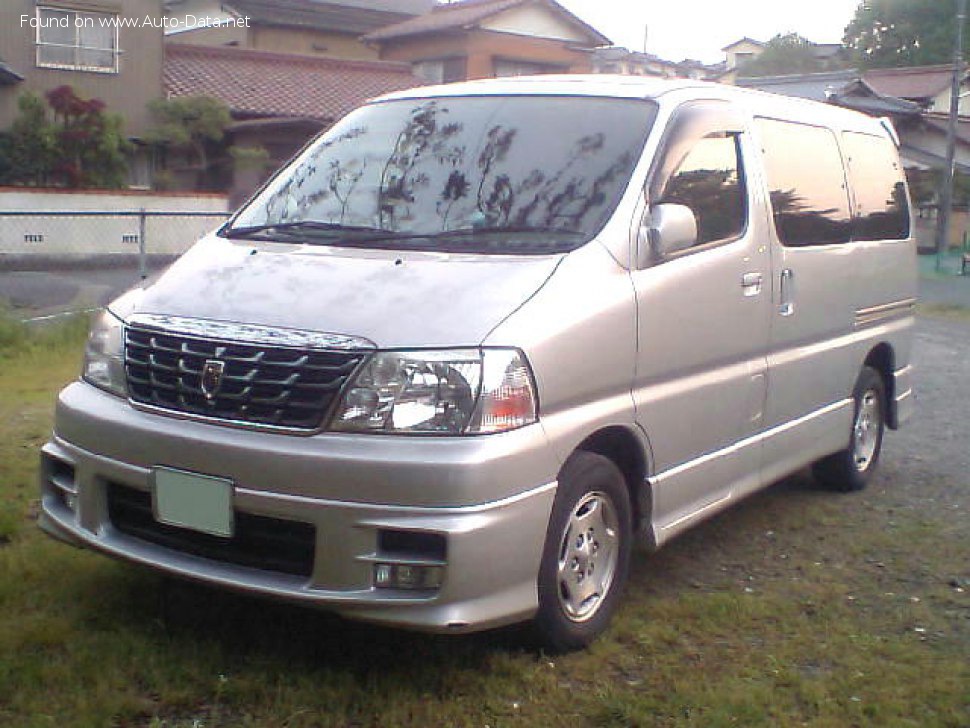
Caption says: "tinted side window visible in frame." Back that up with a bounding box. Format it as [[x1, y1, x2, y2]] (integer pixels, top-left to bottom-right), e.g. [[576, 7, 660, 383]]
[[755, 118, 852, 246], [842, 131, 910, 241], [659, 133, 746, 246]]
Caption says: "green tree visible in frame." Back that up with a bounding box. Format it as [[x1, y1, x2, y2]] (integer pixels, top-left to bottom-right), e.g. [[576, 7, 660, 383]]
[[738, 33, 832, 77], [45, 85, 129, 188], [145, 96, 231, 188], [3, 92, 58, 186], [844, 0, 966, 69], [0, 87, 128, 188]]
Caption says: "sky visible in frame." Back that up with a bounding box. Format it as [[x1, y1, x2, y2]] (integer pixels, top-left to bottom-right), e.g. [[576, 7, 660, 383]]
[[556, 0, 862, 64]]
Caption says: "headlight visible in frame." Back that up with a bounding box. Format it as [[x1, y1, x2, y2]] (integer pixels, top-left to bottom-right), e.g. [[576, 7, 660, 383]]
[[331, 348, 537, 435], [82, 309, 126, 397]]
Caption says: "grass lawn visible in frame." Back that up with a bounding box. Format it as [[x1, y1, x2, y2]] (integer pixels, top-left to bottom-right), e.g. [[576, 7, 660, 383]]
[[0, 317, 967, 727]]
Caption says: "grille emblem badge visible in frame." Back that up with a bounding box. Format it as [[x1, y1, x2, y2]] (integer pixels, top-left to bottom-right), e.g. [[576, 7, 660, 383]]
[[201, 359, 226, 400]]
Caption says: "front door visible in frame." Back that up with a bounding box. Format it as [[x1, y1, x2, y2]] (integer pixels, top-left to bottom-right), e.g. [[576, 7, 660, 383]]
[[630, 101, 772, 538]]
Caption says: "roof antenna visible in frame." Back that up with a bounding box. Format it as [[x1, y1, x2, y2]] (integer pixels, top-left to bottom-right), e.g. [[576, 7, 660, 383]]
[[643, 24, 648, 54]]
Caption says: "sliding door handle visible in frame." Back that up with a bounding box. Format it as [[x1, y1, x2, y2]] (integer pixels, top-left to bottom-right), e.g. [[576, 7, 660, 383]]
[[779, 268, 795, 316]]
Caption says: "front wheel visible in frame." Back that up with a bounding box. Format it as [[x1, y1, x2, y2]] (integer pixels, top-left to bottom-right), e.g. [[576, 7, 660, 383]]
[[534, 451, 632, 652], [813, 366, 886, 492]]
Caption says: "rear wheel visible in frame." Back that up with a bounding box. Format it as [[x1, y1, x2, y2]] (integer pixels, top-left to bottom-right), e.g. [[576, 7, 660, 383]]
[[535, 451, 632, 652], [813, 366, 886, 492]]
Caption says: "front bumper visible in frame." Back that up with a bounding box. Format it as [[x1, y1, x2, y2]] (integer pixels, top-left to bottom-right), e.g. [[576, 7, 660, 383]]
[[38, 381, 560, 632]]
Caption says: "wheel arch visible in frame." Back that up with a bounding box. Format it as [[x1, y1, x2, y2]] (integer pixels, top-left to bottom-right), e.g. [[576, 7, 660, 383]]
[[574, 425, 652, 542], [863, 343, 897, 428]]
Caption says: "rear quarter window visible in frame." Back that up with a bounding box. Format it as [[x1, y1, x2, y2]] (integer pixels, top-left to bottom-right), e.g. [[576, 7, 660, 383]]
[[841, 131, 910, 241], [755, 117, 852, 247]]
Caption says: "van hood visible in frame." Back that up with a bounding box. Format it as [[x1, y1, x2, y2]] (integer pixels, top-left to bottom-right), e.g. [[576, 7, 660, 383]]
[[114, 235, 563, 349]]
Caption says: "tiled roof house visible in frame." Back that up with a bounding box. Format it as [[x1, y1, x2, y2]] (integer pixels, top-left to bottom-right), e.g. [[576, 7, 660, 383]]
[[861, 64, 970, 113], [164, 0, 434, 60], [363, 0, 610, 82]]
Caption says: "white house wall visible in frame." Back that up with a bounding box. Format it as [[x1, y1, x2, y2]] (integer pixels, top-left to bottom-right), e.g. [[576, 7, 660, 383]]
[[479, 5, 588, 42], [929, 86, 970, 115], [900, 125, 970, 171]]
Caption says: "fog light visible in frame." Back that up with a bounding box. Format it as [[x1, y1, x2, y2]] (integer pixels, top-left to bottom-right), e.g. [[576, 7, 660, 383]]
[[373, 563, 443, 590]]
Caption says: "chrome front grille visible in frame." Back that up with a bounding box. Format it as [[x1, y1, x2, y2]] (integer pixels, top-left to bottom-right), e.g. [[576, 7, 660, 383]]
[[124, 326, 366, 430]]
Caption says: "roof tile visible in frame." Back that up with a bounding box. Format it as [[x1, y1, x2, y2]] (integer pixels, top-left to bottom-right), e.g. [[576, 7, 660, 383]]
[[862, 64, 961, 102], [163, 43, 424, 122], [223, 0, 422, 34]]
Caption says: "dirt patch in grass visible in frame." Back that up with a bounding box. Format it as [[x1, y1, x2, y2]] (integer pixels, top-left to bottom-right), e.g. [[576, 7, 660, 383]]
[[0, 317, 967, 726]]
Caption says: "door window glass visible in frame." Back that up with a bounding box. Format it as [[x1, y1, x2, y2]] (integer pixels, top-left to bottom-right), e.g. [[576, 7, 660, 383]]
[[755, 118, 852, 246], [842, 131, 910, 241], [659, 133, 746, 246]]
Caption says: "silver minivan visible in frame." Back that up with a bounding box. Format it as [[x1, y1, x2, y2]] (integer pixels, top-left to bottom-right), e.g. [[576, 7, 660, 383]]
[[40, 76, 916, 650]]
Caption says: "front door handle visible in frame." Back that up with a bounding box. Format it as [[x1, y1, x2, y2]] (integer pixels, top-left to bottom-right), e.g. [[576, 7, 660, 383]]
[[741, 271, 763, 296], [779, 268, 795, 316]]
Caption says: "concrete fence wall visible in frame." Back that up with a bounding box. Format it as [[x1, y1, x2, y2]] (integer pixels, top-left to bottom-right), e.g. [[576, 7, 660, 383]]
[[0, 188, 231, 266]]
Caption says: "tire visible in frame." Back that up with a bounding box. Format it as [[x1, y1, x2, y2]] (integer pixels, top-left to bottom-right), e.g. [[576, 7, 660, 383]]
[[812, 366, 887, 492], [534, 450, 632, 652]]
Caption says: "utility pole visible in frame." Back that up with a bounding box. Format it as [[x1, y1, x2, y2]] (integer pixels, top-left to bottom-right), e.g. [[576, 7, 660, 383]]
[[936, 0, 967, 271]]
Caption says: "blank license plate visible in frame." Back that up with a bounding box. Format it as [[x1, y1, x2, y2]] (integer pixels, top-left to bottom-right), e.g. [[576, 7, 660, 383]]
[[152, 467, 234, 538]]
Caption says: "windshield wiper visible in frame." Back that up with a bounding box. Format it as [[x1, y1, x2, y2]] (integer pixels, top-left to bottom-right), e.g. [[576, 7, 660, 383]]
[[224, 221, 584, 253], [224, 221, 391, 240], [437, 226, 583, 238], [346, 226, 584, 244]]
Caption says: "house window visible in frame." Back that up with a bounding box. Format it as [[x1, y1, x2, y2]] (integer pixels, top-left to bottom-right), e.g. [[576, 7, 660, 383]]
[[412, 57, 466, 84], [36, 7, 120, 73], [493, 59, 562, 78]]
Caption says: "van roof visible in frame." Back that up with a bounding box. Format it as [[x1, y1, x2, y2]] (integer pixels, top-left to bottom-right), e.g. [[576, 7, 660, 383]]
[[373, 74, 889, 137], [376, 74, 704, 102]]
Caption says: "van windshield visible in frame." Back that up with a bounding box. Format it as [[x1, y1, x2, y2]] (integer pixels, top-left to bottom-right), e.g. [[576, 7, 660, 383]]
[[225, 95, 657, 254]]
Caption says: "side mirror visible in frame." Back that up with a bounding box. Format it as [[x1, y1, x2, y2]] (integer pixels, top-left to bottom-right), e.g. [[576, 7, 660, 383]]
[[636, 203, 697, 268]]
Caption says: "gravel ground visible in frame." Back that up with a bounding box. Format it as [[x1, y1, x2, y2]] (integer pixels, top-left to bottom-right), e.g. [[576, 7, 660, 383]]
[[840, 315, 970, 645], [919, 275, 970, 309], [895, 316, 970, 495]]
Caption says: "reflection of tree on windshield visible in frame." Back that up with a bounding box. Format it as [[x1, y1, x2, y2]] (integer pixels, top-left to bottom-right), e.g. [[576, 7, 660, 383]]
[[232, 96, 658, 252], [372, 111, 633, 233], [510, 134, 634, 230], [475, 126, 517, 224], [328, 158, 366, 222], [439, 169, 470, 227], [378, 101, 464, 229], [262, 127, 367, 224]]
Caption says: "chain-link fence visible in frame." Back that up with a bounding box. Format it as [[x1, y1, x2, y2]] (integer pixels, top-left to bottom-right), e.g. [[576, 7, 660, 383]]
[[0, 209, 230, 320]]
